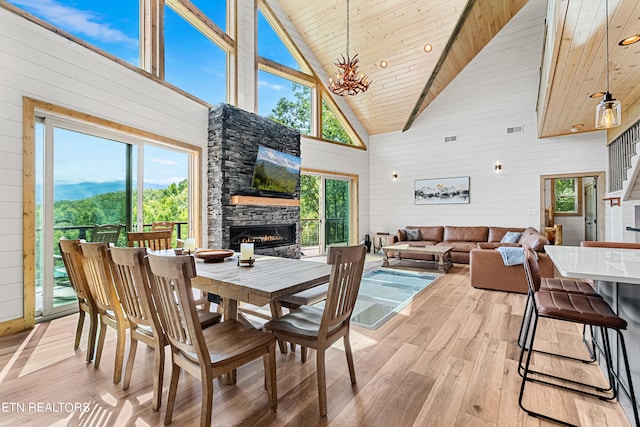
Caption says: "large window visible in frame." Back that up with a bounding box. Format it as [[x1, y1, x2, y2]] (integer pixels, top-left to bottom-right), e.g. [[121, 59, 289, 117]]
[[7, 0, 140, 66], [34, 112, 196, 320], [260, 75, 312, 135], [256, 2, 364, 148], [164, 4, 227, 104]]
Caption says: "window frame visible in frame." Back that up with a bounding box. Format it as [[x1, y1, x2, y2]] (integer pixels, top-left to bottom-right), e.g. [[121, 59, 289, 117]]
[[23, 97, 202, 328], [552, 177, 583, 216], [256, 0, 365, 149]]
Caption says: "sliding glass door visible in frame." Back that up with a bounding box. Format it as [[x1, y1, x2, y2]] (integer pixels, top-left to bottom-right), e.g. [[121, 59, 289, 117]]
[[35, 116, 193, 320], [300, 172, 352, 256]]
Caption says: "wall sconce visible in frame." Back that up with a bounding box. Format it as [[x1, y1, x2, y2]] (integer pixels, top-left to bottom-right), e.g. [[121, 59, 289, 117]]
[[392, 170, 398, 181], [494, 161, 502, 174]]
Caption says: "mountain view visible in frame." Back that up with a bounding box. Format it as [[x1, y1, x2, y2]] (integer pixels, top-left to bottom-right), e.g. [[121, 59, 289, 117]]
[[36, 181, 166, 202]]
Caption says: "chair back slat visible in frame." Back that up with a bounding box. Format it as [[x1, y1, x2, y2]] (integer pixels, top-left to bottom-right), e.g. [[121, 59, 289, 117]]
[[321, 245, 366, 333], [80, 242, 121, 314], [59, 238, 92, 302], [109, 247, 158, 330], [127, 230, 172, 251], [145, 253, 209, 363]]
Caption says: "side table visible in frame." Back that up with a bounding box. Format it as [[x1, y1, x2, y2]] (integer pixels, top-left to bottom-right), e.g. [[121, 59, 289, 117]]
[[373, 233, 391, 253]]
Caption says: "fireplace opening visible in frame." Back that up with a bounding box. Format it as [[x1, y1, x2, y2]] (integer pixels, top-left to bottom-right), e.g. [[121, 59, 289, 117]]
[[229, 224, 296, 250]]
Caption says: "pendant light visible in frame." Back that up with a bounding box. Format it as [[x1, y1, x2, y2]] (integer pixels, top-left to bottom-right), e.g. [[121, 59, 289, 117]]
[[327, 0, 371, 96], [595, 0, 621, 129]]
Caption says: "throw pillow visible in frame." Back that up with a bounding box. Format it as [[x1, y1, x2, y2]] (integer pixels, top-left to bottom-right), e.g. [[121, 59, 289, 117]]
[[500, 231, 522, 244], [405, 228, 421, 241]]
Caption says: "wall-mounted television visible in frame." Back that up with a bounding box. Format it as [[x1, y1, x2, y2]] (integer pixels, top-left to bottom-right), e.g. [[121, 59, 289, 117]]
[[251, 145, 301, 197]]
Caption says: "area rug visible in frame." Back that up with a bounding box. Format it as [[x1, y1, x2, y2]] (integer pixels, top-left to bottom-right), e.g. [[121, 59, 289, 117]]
[[350, 268, 439, 329]]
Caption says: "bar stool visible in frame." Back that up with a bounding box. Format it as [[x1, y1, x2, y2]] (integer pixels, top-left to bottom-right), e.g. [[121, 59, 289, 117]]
[[517, 274, 600, 366], [519, 246, 640, 427]]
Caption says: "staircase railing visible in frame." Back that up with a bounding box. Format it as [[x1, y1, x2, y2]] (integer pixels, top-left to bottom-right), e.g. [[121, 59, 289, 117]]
[[609, 119, 640, 192]]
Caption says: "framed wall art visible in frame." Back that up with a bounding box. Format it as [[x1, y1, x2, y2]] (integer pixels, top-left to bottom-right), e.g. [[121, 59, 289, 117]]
[[414, 176, 470, 205]]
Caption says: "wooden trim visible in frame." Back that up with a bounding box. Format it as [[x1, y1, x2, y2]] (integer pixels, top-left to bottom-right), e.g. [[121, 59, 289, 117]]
[[0, 318, 28, 337], [165, 0, 235, 51], [302, 134, 367, 151], [22, 97, 202, 331], [257, 56, 315, 85], [603, 197, 621, 207], [230, 196, 300, 206], [22, 98, 37, 332]]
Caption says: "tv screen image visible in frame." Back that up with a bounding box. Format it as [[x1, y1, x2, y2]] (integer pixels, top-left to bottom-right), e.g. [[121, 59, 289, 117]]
[[251, 145, 301, 195]]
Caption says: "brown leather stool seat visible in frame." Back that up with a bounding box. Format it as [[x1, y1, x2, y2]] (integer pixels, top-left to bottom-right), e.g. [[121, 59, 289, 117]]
[[541, 277, 597, 294], [535, 291, 626, 329], [518, 245, 640, 427]]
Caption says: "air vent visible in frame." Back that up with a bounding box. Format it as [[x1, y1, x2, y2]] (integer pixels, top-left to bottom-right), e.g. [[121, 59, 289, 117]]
[[506, 125, 523, 134], [444, 135, 458, 143]]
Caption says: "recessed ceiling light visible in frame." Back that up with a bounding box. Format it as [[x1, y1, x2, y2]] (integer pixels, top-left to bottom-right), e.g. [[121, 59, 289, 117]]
[[379, 59, 388, 68], [589, 91, 606, 98], [571, 123, 584, 133], [619, 34, 640, 46], [423, 43, 433, 53]]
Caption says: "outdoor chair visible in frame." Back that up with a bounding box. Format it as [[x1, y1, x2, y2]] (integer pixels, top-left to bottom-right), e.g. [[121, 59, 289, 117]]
[[90, 224, 123, 245]]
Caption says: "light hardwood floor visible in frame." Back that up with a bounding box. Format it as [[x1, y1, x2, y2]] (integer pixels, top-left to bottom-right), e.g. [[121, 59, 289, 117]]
[[0, 265, 631, 426]]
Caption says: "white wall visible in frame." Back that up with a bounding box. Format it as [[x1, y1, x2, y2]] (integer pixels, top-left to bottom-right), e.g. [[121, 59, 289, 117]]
[[368, 0, 608, 236]]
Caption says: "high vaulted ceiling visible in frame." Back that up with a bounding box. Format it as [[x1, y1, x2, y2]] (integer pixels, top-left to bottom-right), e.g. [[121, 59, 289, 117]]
[[275, 0, 640, 138]]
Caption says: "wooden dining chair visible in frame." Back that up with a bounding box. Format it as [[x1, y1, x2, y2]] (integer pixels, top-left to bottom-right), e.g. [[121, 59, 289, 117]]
[[151, 221, 175, 239], [127, 230, 172, 251], [265, 244, 366, 416], [108, 247, 222, 411], [58, 238, 98, 362], [145, 253, 277, 426], [79, 242, 128, 384]]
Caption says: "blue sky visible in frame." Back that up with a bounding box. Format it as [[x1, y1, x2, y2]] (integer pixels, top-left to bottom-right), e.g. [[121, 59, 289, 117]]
[[17, 0, 304, 186]]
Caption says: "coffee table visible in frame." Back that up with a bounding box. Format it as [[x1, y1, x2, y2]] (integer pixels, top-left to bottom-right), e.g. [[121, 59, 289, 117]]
[[382, 243, 453, 273]]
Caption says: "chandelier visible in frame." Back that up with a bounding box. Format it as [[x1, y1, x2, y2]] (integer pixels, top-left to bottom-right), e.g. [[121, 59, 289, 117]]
[[327, 0, 371, 96], [595, 0, 621, 129]]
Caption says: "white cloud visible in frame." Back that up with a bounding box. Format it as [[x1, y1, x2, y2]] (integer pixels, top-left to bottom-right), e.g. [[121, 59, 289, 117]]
[[258, 80, 284, 91], [11, 0, 136, 46], [150, 157, 178, 166]]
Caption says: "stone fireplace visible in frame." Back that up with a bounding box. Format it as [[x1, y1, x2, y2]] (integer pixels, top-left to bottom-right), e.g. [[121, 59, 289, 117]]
[[207, 103, 301, 258]]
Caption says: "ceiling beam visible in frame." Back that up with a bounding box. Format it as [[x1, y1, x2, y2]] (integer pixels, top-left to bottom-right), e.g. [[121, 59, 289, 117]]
[[403, 0, 529, 132]]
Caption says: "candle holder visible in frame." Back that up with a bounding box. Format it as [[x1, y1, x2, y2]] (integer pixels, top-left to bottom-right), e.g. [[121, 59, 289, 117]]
[[237, 257, 255, 267]]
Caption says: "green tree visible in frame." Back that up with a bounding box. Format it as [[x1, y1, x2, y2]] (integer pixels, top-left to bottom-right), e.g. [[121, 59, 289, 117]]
[[267, 83, 353, 145]]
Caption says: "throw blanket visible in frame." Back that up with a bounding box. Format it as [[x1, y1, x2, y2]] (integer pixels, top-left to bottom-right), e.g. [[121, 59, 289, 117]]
[[496, 246, 525, 266]]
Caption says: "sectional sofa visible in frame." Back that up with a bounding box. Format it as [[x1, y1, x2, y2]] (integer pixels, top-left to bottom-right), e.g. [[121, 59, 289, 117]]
[[390, 225, 554, 293]]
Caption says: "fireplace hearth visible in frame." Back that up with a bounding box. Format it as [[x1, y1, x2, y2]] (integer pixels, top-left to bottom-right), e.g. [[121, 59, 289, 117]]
[[229, 224, 296, 250]]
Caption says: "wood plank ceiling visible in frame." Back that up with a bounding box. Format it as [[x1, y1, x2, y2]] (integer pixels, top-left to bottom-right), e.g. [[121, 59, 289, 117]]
[[276, 0, 640, 138]]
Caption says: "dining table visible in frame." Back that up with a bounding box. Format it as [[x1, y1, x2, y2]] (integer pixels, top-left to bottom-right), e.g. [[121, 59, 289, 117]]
[[190, 253, 332, 353], [544, 244, 640, 425]]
